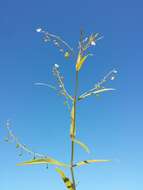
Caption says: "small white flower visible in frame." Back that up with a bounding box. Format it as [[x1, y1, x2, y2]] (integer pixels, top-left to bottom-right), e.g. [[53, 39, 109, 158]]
[[113, 70, 118, 74], [54, 42, 59, 46], [91, 41, 96, 46], [36, 28, 42, 33], [111, 76, 115, 80], [54, 64, 59, 68], [44, 38, 48, 42], [83, 37, 88, 42]]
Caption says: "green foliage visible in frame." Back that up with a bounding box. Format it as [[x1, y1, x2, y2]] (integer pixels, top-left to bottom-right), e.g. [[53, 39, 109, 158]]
[[17, 158, 69, 167], [56, 168, 74, 190]]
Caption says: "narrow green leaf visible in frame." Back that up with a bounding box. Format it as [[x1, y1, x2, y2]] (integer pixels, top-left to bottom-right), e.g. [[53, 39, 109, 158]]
[[73, 139, 90, 153], [55, 168, 74, 190], [74, 159, 111, 167], [70, 105, 75, 138], [79, 88, 115, 100], [17, 158, 69, 167], [93, 88, 115, 95]]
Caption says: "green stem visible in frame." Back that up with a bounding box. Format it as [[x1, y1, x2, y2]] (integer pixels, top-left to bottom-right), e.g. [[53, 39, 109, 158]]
[[70, 71, 79, 190]]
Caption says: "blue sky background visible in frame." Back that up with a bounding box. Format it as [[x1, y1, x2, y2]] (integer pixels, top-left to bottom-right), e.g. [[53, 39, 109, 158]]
[[0, 0, 143, 190]]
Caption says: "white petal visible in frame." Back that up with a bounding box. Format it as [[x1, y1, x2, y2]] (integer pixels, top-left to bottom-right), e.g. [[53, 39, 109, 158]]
[[83, 37, 88, 42], [111, 76, 115, 80], [91, 41, 96, 46], [54, 64, 59, 68], [113, 70, 118, 73], [36, 28, 42, 33]]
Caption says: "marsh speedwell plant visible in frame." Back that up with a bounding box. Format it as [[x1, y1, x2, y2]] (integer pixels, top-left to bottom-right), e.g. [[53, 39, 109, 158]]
[[4, 28, 117, 190]]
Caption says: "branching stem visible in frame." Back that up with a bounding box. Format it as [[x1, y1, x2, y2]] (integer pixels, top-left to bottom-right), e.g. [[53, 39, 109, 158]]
[[5, 121, 49, 158], [70, 71, 78, 190]]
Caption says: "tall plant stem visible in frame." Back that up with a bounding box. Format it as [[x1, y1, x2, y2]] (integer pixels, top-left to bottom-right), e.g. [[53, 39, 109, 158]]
[[70, 71, 79, 190]]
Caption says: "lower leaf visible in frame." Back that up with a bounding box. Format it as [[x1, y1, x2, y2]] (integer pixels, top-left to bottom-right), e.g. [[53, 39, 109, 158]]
[[72, 138, 90, 153], [17, 158, 69, 167], [73, 159, 111, 167], [55, 168, 74, 190]]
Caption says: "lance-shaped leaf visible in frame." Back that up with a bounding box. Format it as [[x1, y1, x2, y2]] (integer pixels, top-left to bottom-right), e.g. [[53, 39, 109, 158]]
[[34, 82, 57, 90], [93, 88, 115, 94], [73, 159, 111, 167], [70, 105, 75, 138], [55, 168, 74, 190], [70, 105, 90, 153], [17, 158, 69, 167], [76, 54, 92, 71], [73, 138, 90, 153], [78, 88, 115, 100]]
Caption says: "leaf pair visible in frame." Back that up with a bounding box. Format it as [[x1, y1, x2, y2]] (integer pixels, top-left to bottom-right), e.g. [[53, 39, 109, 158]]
[[17, 157, 110, 190], [17, 158, 110, 168], [76, 53, 92, 71], [55, 159, 110, 190], [18, 160, 74, 190]]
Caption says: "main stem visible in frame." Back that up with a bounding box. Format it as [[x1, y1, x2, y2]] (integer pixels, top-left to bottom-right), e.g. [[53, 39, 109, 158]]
[[70, 71, 78, 190]]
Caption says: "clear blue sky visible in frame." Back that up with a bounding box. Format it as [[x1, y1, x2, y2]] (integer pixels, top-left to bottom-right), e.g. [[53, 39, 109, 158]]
[[0, 0, 143, 190]]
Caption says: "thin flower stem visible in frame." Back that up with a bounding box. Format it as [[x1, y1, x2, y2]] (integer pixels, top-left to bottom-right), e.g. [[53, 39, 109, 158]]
[[78, 69, 117, 100], [42, 30, 74, 56], [70, 71, 79, 190], [5, 121, 49, 158], [70, 30, 84, 189], [53, 65, 73, 101], [56, 69, 73, 101]]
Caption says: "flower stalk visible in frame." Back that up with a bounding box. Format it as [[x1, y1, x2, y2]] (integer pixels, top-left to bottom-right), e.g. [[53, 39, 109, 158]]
[[70, 71, 79, 190]]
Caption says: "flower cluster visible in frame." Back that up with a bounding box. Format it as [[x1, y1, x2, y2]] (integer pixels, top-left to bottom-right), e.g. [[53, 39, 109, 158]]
[[94, 69, 117, 89], [36, 28, 74, 59], [52, 64, 72, 99], [4, 120, 47, 159], [78, 32, 103, 52], [75, 31, 103, 72], [78, 69, 117, 100]]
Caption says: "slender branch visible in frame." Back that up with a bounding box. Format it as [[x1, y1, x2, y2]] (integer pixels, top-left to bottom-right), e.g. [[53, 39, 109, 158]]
[[36, 28, 74, 57], [34, 81, 71, 110], [83, 33, 103, 51], [34, 82, 57, 90], [70, 71, 78, 190], [45, 31, 74, 56], [78, 88, 115, 100], [78, 69, 117, 100], [70, 30, 84, 190], [5, 121, 51, 158], [53, 65, 73, 101], [70, 29, 84, 190]]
